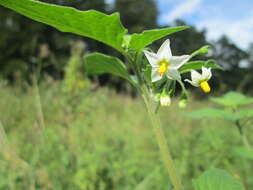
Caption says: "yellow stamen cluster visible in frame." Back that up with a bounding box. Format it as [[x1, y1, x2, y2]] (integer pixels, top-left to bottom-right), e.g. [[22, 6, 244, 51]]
[[200, 81, 211, 93], [158, 60, 169, 76]]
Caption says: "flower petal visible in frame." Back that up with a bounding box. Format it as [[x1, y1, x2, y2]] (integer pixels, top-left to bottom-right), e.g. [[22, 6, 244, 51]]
[[170, 55, 190, 69], [201, 66, 212, 80], [157, 39, 172, 60], [166, 69, 181, 81], [144, 50, 159, 67], [184, 79, 199, 87], [151, 67, 162, 82], [191, 69, 202, 83]]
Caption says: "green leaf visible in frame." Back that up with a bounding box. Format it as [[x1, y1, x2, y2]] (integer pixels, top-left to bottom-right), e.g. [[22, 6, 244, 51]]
[[128, 26, 189, 51], [210, 91, 253, 108], [179, 60, 222, 74], [193, 168, 244, 190], [186, 108, 253, 121], [235, 109, 253, 118], [185, 108, 237, 121], [84, 53, 133, 83], [232, 146, 253, 159], [0, 0, 127, 51]]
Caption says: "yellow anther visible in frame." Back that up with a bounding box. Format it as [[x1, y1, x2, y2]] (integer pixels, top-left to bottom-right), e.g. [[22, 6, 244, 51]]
[[200, 81, 211, 93], [158, 63, 168, 76]]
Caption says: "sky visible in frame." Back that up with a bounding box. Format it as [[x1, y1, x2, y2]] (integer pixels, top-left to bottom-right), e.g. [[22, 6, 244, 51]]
[[156, 0, 253, 50]]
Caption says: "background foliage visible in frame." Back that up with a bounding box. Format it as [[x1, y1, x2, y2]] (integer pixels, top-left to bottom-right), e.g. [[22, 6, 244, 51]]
[[0, 84, 253, 190]]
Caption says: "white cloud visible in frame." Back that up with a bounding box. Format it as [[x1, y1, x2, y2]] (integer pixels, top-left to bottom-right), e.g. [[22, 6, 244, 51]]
[[158, 0, 253, 49], [161, 0, 202, 22], [196, 14, 253, 49]]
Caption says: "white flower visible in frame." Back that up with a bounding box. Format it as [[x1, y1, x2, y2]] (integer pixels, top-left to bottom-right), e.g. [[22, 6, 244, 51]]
[[144, 39, 190, 82], [185, 66, 212, 93], [160, 95, 171, 106]]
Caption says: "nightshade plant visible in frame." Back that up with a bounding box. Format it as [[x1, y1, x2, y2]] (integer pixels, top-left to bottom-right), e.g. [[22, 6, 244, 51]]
[[0, 0, 245, 189]]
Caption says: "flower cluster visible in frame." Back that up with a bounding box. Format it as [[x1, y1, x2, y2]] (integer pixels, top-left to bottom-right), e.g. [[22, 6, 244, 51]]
[[144, 39, 212, 107]]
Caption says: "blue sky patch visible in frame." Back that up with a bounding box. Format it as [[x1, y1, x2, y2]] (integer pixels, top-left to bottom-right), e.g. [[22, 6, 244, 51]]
[[156, 0, 253, 49]]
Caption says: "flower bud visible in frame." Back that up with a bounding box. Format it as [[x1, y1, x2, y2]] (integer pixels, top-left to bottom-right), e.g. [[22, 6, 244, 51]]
[[150, 92, 160, 102], [198, 45, 209, 55], [154, 93, 161, 102], [178, 99, 187, 108], [122, 35, 131, 48], [160, 95, 171, 106]]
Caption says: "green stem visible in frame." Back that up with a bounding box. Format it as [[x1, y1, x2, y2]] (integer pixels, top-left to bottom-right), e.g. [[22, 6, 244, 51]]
[[125, 50, 183, 189], [235, 120, 251, 150], [142, 88, 183, 190], [177, 80, 188, 98]]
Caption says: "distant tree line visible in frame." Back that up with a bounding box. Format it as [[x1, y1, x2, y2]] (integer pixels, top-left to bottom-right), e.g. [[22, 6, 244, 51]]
[[0, 0, 252, 94]]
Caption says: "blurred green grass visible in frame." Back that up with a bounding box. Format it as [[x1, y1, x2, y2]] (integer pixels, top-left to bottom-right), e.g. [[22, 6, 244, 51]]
[[0, 82, 252, 190]]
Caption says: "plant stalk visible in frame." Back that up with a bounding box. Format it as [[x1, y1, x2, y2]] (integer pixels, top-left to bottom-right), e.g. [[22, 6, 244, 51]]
[[142, 89, 183, 190], [235, 120, 251, 150], [128, 51, 183, 189]]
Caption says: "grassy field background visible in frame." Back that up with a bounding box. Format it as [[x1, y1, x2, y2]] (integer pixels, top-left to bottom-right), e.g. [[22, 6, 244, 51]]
[[0, 82, 252, 190]]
